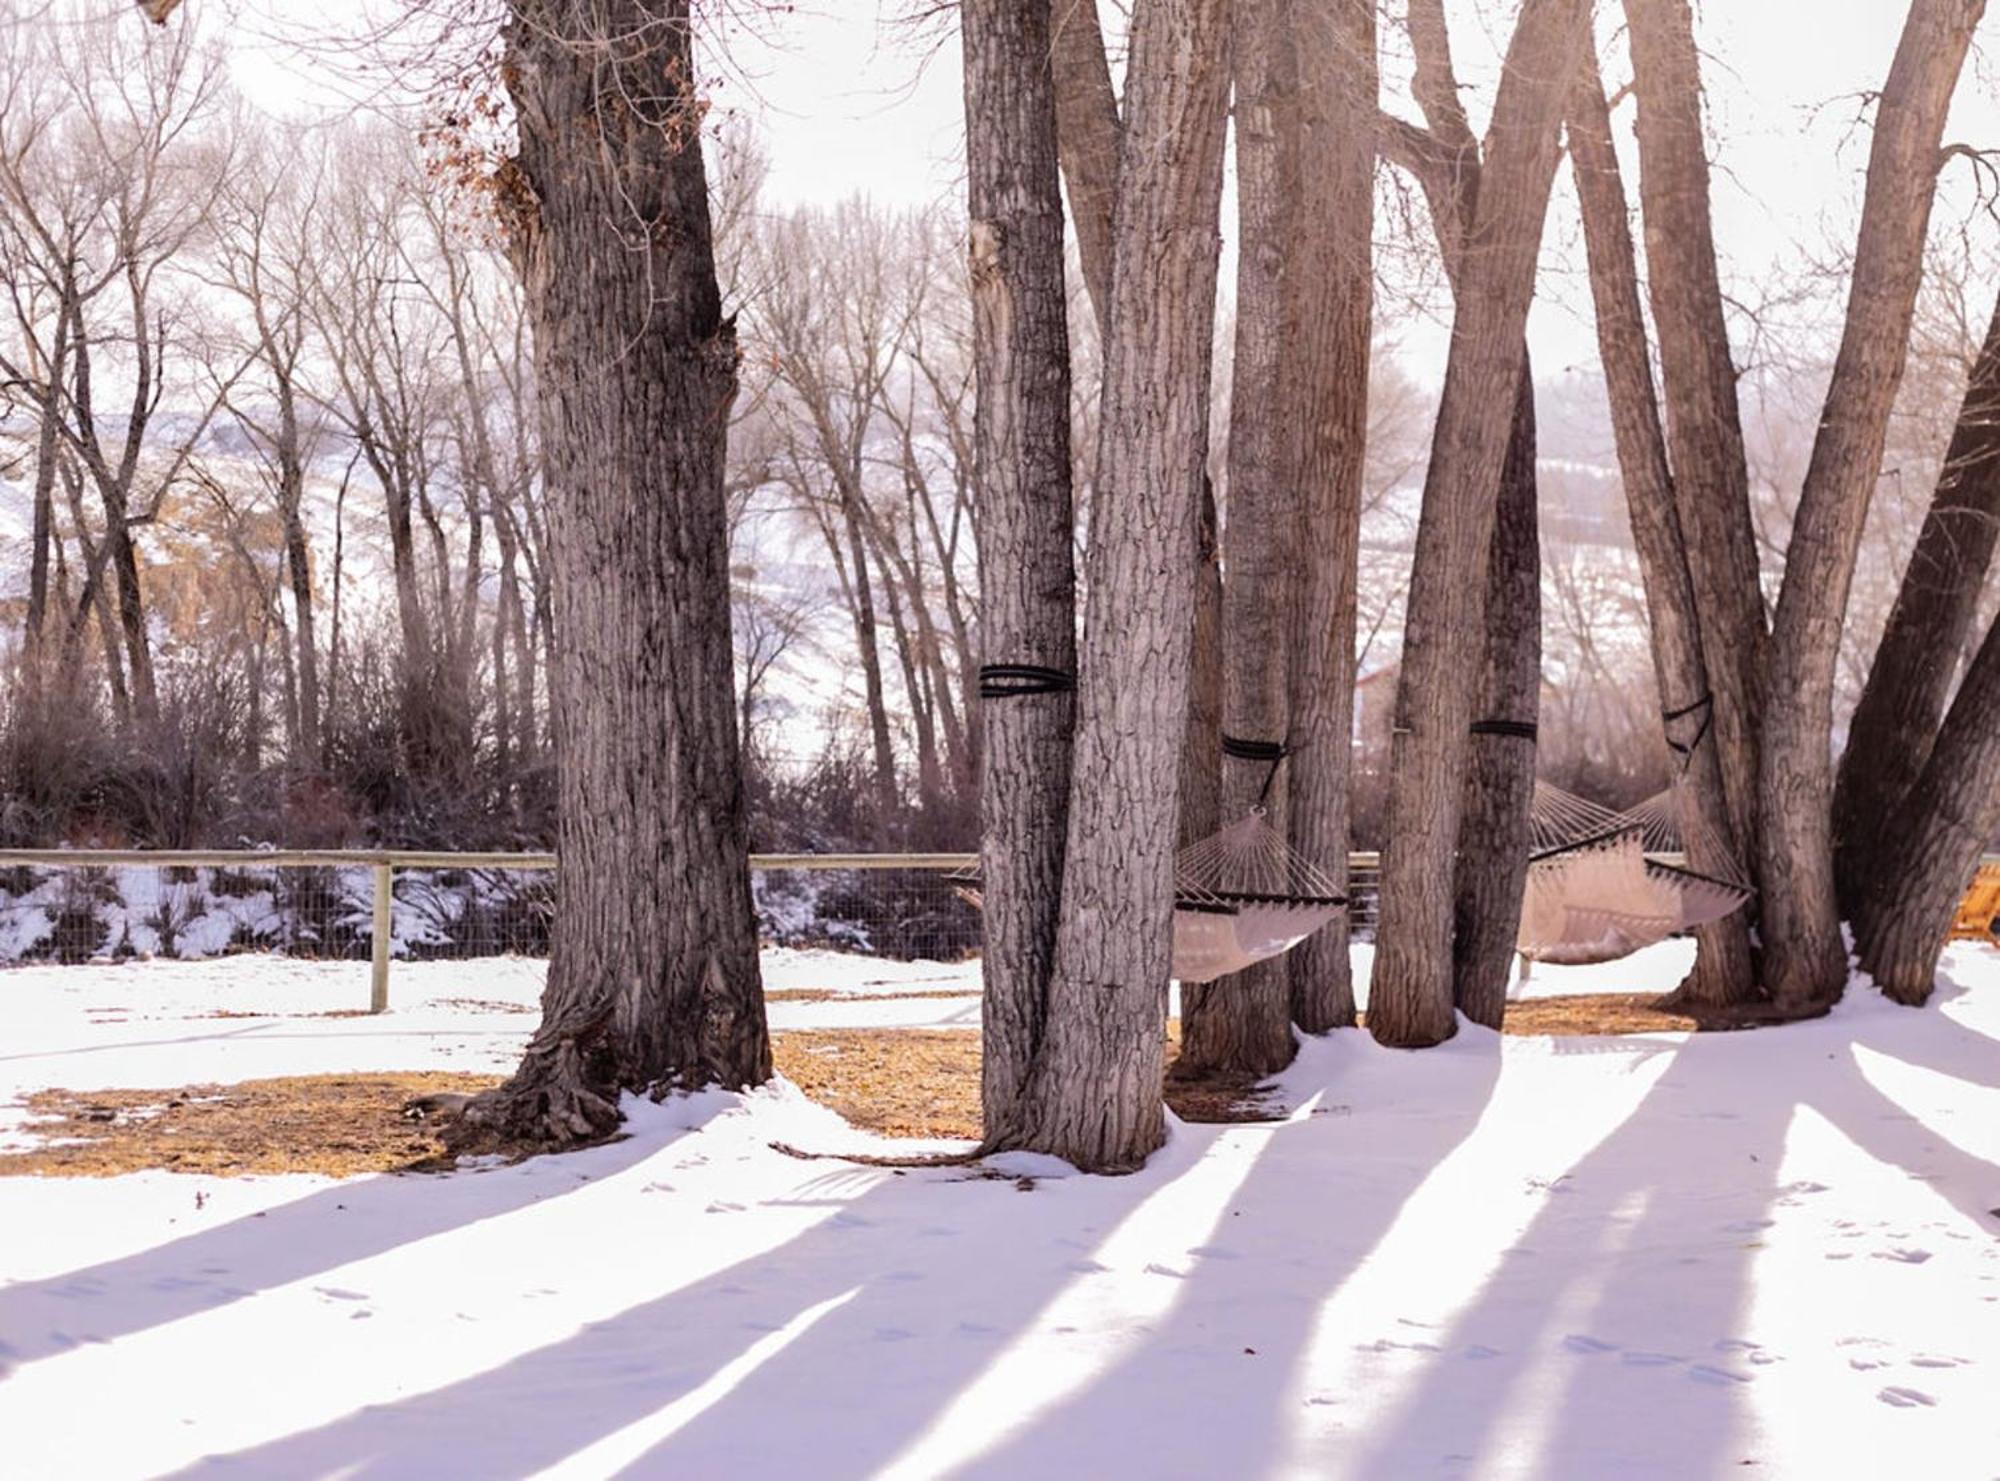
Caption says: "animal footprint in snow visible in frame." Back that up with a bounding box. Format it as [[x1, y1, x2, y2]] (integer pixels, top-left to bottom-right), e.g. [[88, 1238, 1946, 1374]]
[[1620, 1351, 1684, 1368], [1688, 1364, 1752, 1386], [1142, 1262, 1188, 1279], [313, 1286, 368, 1302], [704, 1200, 746, 1214], [1910, 1354, 1968, 1369], [1463, 1345, 1503, 1360], [1873, 1247, 1933, 1264], [1563, 1334, 1619, 1355], [1188, 1245, 1243, 1261], [1876, 1386, 1937, 1408]]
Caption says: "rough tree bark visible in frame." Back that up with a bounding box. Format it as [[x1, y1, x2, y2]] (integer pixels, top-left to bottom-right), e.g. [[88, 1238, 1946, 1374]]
[[1049, 0, 1123, 329], [1567, 49, 1757, 1007], [452, 0, 771, 1149], [963, 0, 1078, 1142], [1453, 368, 1541, 1030], [1184, 0, 1299, 1077], [1005, 0, 1234, 1170], [1855, 610, 2000, 1003], [1048, 0, 1230, 1054], [1397, 0, 1544, 1031], [1367, 0, 1589, 1049], [1624, 0, 1769, 861], [1834, 286, 2000, 908], [1283, 0, 1376, 1034], [1758, 0, 1984, 1009]]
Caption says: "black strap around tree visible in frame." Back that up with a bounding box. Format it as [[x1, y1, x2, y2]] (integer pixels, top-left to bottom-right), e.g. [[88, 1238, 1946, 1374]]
[[1223, 733, 1289, 805], [979, 663, 1076, 699], [1662, 690, 1714, 772], [1469, 718, 1538, 742]]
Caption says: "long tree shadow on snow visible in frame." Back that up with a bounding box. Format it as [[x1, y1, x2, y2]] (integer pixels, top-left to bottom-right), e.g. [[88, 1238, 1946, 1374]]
[[1351, 969, 2000, 1478], [0, 1113, 676, 1373], [941, 1026, 1508, 1480], [168, 1033, 1502, 1479], [166, 1146, 1184, 1475]]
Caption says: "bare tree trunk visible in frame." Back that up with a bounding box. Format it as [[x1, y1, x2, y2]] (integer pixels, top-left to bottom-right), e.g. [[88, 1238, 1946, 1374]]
[[1759, 0, 1983, 1010], [21, 303, 71, 672], [1181, 473, 1226, 854], [1567, 49, 1757, 1007], [963, 0, 1079, 1143], [1368, 0, 1588, 1049], [841, 496, 901, 835], [1395, 0, 1543, 1031], [1005, 0, 1233, 1171], [276, 403, 320, 764], [1834, 285, 2000, 906], [453, 0, 770, 1150], [1048, 0, 1122, 328], [1185, 0, 1297, 1076], [1452, 369, 1540, 1029], [1285, 0, 1376, 1034], [1625, 0, 1769, 860], [1855, 611, 2000, 1003]]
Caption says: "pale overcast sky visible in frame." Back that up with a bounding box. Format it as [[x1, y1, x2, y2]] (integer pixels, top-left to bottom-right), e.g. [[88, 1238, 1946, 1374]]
[[227, 1, 2000, 382]]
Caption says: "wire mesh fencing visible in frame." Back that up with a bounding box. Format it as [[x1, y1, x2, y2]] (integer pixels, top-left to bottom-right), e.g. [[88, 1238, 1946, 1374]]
[[0, 852, 988, 998], [0, 849, 1388, 967]]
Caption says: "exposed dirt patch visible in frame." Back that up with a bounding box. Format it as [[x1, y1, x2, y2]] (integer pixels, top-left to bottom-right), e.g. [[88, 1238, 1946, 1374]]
[[1497, 995, 1699, 1035], [0, 994, 1803, 1179], [775, 1029, 982, 1138], [1497, 993, 1824, 1035], [0, 1027, 1273, 1177], [763, 988, 978, 1005], [0, 1072, 499, 1179]]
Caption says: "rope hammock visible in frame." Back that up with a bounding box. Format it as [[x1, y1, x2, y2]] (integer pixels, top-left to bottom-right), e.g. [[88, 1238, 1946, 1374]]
[[1518, 777, 1754, 966], [950, 812, 1347, 984], [1172, 811, 1347, 982], [963, 675, 1348, 983]]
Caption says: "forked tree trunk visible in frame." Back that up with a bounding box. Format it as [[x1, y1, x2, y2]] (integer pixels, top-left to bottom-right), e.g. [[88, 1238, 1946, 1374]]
[[1758, 0, 1984, 1009], [1567, 46, 1757, 1009], [1834, 286, 2000, 907], [1005, 0, 1234, 1171], [963, 0, 1078, 1142], [452, 0, 770, 1149], [1284, 0, 1375, 1034], [1624, 0, 1769, 862], [1452, 369, 1540, 1029], [1395, 0, 1544, 1031], [1185, 0, 1299, 1077], [1368, 0, 1588, 1049], [1855, 611, 2000, 1003], [1049, 0, 1123, 329]]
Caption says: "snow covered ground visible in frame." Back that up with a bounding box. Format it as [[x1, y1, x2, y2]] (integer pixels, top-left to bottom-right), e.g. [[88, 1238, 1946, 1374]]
[[2, 941, 1996, 1478]]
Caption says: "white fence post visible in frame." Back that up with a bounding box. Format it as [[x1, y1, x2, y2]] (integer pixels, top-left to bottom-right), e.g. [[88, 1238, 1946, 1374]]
[[370, 862, 393, 1013]]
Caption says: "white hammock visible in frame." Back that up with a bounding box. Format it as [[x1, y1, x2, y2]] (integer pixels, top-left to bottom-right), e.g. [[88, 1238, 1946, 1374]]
[[1171, 812, 1346, 983], [1517, 780, 1753, 966], [952, 811, 1346, 985]]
